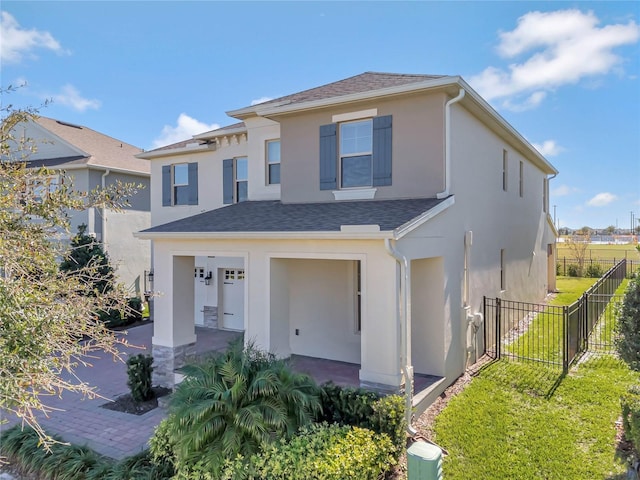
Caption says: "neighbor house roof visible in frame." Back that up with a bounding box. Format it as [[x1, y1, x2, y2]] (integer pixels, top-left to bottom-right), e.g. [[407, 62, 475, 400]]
[[138, 197, 454, 240], [27, 117, 149, 175]]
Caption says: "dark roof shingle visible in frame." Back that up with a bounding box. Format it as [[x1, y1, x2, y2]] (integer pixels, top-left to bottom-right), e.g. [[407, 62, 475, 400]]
[[142, 198, 448, 234], [235, 72, 446, 112]]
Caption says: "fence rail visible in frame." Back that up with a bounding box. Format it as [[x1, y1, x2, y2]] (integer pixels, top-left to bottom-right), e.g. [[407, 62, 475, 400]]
[[557, 256, 637, 277], [484, 259, 627, 371]]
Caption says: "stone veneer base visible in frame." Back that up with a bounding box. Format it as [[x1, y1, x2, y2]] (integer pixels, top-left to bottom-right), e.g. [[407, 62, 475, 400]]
[[153, 343, 196, 388]]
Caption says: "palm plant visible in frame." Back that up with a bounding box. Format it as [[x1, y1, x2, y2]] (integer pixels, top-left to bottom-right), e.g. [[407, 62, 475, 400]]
[[165, 341, 321, 475]]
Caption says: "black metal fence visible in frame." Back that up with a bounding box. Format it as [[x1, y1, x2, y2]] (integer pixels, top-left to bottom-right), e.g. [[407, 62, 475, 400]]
[[557, 256, 637, 277], [484, 259, 627, 372]]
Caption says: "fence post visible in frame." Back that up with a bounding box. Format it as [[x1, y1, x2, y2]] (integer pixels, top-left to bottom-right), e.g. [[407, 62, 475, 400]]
[[496, 298, 502, 360], [563, 305, 569, 373]]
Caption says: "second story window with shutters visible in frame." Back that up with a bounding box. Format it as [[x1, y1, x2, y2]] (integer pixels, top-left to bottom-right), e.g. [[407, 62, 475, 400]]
[[223, 157, 248, 204], [162, 163, 198, 207], [340, 119, 373, 188], [319, 114, 392, 192]]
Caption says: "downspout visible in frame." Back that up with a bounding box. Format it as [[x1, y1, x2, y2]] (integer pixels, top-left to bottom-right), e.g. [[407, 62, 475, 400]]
[[385, 238, 417, 436], [101, 169, 110, 248], [437, 88, 466, 199]]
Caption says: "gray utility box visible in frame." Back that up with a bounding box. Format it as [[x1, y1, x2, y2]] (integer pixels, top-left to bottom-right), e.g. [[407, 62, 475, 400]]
[[407, 441, 443, 480]]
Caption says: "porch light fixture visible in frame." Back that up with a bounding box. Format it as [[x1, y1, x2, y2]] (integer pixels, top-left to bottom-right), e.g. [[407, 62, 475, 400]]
[[204, 271, 213, 285], [146, 270, 154, 285]]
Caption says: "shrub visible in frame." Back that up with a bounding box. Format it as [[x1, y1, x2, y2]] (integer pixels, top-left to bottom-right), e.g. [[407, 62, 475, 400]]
[[567, 264, 580, 277], [318, 381, 379, 426], [0, 425, 169, 480], [318, 382, 406, 455], [161, 341, 321, 476], [615, 274, 640, 370], [222, 423, 396, 480], [621, 385, 640, 457], [585, 263, 604, 278], [556, 262, 562, 276], [127, 353, 154, 402]]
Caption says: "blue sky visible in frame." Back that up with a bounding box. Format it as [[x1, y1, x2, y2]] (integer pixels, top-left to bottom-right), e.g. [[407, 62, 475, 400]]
[[2, 1, 639, 231]]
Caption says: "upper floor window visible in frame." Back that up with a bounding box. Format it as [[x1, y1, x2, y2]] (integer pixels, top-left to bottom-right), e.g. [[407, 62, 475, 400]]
[[223, 157, 248, 204], [519, 161, 524, 198], [502, 150, 508, 192], [266, 140, 280, 185], [319, 115, 392, 192], [29, 175, 60, 202], [340, 120, 373, 188], [162, 163, 198, 207]]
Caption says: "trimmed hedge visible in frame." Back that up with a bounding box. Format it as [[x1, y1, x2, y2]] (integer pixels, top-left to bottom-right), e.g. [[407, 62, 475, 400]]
[[221, 423, 396, 480], [622, 385, 640, 456], [0, 425, 171, 480], [318, 382, 407, 453]]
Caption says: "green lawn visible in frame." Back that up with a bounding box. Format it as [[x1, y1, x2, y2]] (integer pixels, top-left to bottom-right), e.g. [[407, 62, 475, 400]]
[[557, 242, 639, 261], [432, 277, 637, 479], [433, 358, 636, 479]]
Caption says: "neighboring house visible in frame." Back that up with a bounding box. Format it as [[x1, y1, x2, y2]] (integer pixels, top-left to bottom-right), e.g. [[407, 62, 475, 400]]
[[137, 72, 558, 413], [9, 116, 151, 294]]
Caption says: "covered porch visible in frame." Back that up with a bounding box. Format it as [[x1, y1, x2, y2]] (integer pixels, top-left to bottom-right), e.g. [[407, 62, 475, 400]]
[[190, 326, 445, 409]]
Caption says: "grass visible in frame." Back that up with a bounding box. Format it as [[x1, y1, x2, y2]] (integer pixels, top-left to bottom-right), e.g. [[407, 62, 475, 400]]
[[434, 357, 637, 479], [557, 242, 639, 261], [432, 276, 637, 479]]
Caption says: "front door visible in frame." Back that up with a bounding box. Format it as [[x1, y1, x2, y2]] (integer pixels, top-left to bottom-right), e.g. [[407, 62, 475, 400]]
[[194, 266, 206, 326], [221, 268, 245, 330]]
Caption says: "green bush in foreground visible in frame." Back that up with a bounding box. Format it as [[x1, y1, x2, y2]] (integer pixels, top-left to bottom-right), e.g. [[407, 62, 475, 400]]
[[127, 353, 154, 402], [622, 385, 640, 459], [221, 423, 396, 480], [158, 341, 321, 477], [0, 425, 170, 480], [615, 274, 640, 371], [318, 382, 406, 453]]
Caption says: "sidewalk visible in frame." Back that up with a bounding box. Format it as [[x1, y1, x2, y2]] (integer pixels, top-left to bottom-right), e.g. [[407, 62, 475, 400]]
[[0, 323, 166, 460]]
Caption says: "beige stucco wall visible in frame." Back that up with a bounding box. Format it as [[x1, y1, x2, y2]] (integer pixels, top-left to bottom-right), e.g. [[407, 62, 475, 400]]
[[150, 119, 280, 228], [103, 208, 151, 294], [151, 237, 403, 388], [277, 92, 446, 203]]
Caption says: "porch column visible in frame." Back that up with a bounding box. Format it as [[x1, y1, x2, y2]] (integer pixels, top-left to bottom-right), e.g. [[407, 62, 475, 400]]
[[152, 254, 197, 388], [359, 252, 402, 392]]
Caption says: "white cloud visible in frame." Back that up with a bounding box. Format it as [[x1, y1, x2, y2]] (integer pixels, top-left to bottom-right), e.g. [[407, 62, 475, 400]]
[[469, 9, 640, 110], [251, 96, 273, 106], [587, 192, 617, 206], [551, 184, 577, 197], [0, 11, 67, 63], [151, 114, 219, 149], [532, 139, 564, 156], [51, 84, 101, 112]]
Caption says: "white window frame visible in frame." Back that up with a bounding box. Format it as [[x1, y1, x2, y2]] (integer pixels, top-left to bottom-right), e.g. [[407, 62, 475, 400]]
[[339, 119, 373, 189], [266, 139, 280, 185], [29, 174, 61, 202], [172, 163, 190, 206], [234, 157, 248, 203]]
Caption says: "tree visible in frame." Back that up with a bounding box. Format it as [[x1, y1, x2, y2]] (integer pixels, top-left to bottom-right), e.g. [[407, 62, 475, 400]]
[[605, 225, 615, 235], [0, 93, 142, 444], [60, 223, 115, 295], [565, 232, 591, 277]]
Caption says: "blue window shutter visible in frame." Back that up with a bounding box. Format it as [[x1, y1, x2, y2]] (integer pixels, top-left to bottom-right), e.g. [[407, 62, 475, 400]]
[[162, 165, 171, 206], [372, 115, 392, 186], [187, 162, 198, 205], [223, 159, 233, 204], [319, 123, 337, 190]]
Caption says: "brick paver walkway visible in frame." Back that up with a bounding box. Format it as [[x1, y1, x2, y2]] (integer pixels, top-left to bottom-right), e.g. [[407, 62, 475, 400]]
[[0, 323, 166, 460]]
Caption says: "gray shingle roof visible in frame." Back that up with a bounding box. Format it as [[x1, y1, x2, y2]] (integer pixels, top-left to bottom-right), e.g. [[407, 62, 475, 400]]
[[234, 72, 446, 112], [142, 197, 448, 234]]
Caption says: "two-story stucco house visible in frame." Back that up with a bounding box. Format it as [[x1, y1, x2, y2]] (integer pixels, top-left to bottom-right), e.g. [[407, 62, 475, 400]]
[[10, 116, 152, 293], [137, 72, 558, 416]]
